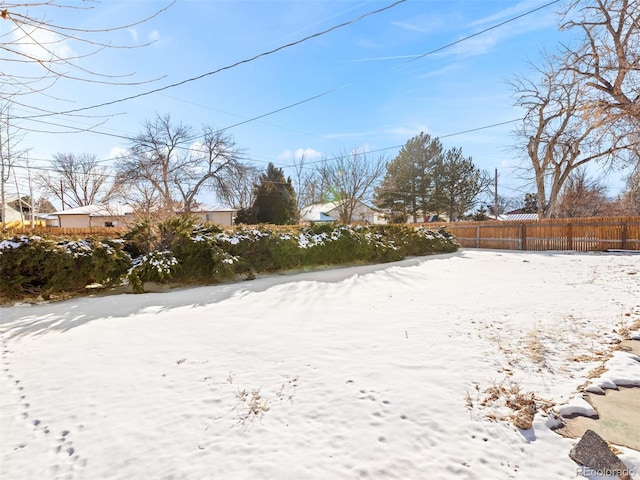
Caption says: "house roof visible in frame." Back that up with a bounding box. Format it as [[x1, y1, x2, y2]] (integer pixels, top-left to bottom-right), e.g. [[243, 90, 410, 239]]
[[499, 213, 539, 222], [53, 204, 134, 217], [300, 204, 338, 222], [300, 200, 382, 223], [189, 203, 237, 213]]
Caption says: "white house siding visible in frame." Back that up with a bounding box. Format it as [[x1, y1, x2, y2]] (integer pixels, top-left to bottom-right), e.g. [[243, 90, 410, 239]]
[[327, 203, 386, 225], [58, 214, 91, 228], [89, 214, 133, 228], [191, 211, 235, 227]]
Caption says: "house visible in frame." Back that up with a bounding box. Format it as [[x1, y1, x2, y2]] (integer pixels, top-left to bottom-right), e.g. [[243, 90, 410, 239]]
[[300, 200, 386, 225], [37, 213, 59, 227], [1, 196, 48, 228], [187, 204, 237, 227], [1, 198, 25, 226], [51, 202, 238, 229], [299, 204, 338, 223], [53, 203, 135, 228]]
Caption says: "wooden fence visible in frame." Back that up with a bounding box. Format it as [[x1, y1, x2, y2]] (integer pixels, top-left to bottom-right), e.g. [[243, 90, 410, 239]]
[[5, 226, 129, 236], [424, 216, 640, 252], [5, 217, 640, 252]]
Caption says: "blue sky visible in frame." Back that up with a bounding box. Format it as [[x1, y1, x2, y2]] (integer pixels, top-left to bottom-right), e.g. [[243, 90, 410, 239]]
[[7, 0, 628, 207]]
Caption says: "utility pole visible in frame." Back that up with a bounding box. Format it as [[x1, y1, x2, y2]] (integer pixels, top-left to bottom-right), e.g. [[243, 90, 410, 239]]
[[494, 168, 499, 220]]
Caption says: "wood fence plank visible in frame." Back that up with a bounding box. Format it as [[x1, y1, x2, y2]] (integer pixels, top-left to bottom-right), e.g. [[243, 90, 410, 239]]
[[423, 216, 640, 252]]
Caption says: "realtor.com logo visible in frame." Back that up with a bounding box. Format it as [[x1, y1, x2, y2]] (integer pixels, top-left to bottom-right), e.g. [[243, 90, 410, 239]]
[[576, 466, 636, 478]]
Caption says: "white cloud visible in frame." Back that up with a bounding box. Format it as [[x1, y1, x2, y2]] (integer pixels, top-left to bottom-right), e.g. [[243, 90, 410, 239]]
[[277, 148, 323, 161], [277, 149, 293, 161], [129, 28, 139, 43], [468, 0, 552, 28], [12, 27, 75, 62], [387, 125, 432, 137], [294, 148, 322, 160], [109, 147, 130, 160], [148, 30, 160, 43], [324, 130, 381, 139], [391, 15, 444, 33]]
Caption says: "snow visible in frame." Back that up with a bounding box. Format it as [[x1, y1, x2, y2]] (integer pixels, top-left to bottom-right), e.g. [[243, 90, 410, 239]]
[[1, 249, 639, 480], [555, 396, 598, 418], [586, 351, 640, 390]]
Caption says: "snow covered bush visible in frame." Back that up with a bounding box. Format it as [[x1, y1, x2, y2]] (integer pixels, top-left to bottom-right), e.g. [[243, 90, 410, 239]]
[[0, 217, 459, 301], [376, 224, 460, 257], [0, 235, 131, 300], [127, 251, 179, 293], [124, 217, 237, 290]]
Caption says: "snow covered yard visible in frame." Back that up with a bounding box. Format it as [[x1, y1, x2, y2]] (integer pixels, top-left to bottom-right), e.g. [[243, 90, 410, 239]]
[[1, 249, 639, 480]]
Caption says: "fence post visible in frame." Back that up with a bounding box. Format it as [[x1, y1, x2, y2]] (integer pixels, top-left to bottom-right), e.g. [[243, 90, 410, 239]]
[[475, 226, 480, 248], [621, 222, 627, 250], [567, 222, 573, 250], [519, 223, 527, 251]]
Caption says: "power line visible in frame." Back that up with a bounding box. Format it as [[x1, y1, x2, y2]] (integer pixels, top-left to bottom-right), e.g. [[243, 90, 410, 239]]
[[7, 118, 522, 179], [4, 0, 560, 192], [14, 0, 407, 120], [9, 0, 557, 167], [401, 0, 561, 66]]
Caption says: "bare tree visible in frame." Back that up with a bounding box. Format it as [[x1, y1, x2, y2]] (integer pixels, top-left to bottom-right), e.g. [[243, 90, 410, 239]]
[[125, 181, 167, 224], [561, 0, 640, 136], [36, 152, 119, 209], [1, 1, 172, 103], [612, 167, 640, 214], [290, 153, 322, 211], [0, 102, 27, 227], [117, 114, 244, 213], [218, 163, 260, 210], [317, 149, 387, 223], [555, 168, 610, 217], [511, 56, 632, 218]]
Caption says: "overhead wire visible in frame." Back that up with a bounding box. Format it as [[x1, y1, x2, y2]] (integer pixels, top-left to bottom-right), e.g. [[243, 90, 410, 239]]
[[13, 0, 407, 120], [6, 2, 560, 194], [8, 0, 555, 170]]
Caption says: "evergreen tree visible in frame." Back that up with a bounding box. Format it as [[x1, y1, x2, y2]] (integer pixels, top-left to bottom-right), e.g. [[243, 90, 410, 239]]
[[436, 148, 489, 221], [472, 205, 489, 221], [252, 163, 298, 224], [374, 133, 443, 223], [523, 193, 539, 214]]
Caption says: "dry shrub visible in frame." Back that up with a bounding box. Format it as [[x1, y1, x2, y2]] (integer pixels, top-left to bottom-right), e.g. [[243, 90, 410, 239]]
[[474, 378, 554, 430]]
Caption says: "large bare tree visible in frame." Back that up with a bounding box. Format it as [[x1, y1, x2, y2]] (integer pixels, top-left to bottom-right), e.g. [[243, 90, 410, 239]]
[[36, 152, 120, 209], [117, 114, 244, 213], [317, 149, 387, 223], [511, 57, 631, 217], [561, 0, 640, 135]]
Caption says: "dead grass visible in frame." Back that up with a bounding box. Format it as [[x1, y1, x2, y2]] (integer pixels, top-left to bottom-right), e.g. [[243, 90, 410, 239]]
[[237, 388, 270, 422], [585, 364, 608, 379], [616, 317, 640, 339], [469, 377, 556, 430], [526, 330, 546, 364], [229, 374, 300, 427]]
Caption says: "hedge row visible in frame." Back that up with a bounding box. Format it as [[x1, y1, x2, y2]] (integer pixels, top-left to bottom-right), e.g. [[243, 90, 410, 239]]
[[0, 217, 459, 301]]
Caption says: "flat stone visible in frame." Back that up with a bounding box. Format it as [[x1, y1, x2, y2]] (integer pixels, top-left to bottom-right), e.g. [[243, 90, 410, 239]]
[[556, 387, 640, 451], [619, 339, 640, 356], [569, 430, 631, 480]]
